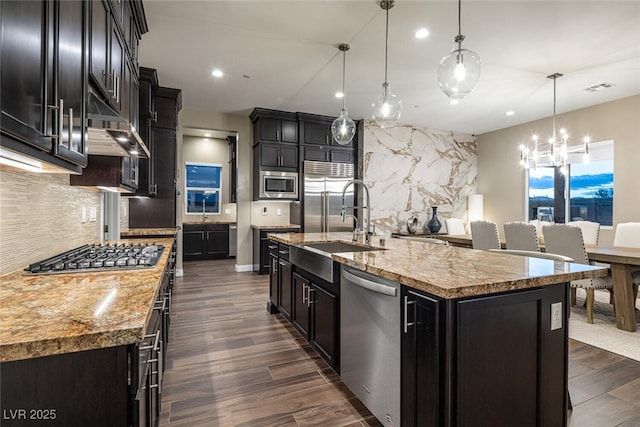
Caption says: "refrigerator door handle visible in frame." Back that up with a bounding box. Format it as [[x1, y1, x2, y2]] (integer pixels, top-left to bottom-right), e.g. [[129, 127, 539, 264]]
[[320, 191, 326, 232], [323, 191, 330, 232]]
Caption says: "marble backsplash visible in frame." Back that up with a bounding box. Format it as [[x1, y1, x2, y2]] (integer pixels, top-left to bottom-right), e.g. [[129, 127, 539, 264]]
[[361, 119, 477, 234]]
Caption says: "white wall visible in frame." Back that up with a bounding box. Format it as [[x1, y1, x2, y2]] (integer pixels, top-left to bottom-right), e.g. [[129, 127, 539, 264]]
[[477, 95, 640, 244]]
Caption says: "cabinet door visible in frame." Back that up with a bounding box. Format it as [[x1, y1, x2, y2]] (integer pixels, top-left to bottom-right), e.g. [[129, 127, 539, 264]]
[[182, 231, 204, 260], [55, 0, 88, 166], [310, 284, 337, 365], [205, 229, 228, 259], [281, 120, 298, 143], [330, 149, 354, 164], [0, 1, 53, 152], [292, 273, 310, 337], [303, 121, 330, 145], [90, 0, 110, 96], [280, 145, 298, 168], [269, 254, 279, 307], [279, 260, 292, 319], [259, 143, 280, 168], [401, 288, 441, 427], [109, 24, 124, 113], [304, 146, 329, 162], [258, 117, 280, 142]]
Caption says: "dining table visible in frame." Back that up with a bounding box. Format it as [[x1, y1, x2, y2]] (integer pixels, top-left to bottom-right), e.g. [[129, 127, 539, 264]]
[[431, 234, 640, 332]]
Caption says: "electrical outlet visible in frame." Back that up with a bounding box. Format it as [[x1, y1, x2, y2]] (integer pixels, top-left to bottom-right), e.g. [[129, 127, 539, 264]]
[[81, 207, 87, 223], [89, 207, 97, 222], [224, 208, 231, 215], [550, 302, 562, 330], [262, 207, 268, 216], [276, 209, 282, 216]]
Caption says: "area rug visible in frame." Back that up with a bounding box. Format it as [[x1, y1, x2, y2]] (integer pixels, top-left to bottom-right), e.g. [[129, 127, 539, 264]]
[[568, 289, 640, 361]]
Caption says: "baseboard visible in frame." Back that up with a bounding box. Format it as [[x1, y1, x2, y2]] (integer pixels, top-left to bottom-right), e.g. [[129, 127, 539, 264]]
[[176, 269, 184, 277], [235, 264, 254, 273]]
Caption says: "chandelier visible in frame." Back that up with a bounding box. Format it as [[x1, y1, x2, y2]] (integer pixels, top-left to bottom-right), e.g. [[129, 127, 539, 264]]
[[519, 73, 590, 174], [331, 43, 356, 145]]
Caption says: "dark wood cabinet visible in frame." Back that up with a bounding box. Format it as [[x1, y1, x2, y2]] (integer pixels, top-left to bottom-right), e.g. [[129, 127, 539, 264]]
[[400, 282, 569, 426], [259, 143, 298, 169], [183, 223, 229, 261], [279, 258, 293, 319], [269, 251, 279, 313], [401, 288, 442, 427], [129, 82, 182, 227], [70, 154, 137, 191], [0, 0, 88, 173], [254, 229, 299, 274], [250, 110, 298, 144], [292, 272, 311, 336], [298, 113, 355, 149], [290, 270, 339, 369], [227, 135, 237, 203], [303, 145, 355, 164], [135, 67, 158, 196]]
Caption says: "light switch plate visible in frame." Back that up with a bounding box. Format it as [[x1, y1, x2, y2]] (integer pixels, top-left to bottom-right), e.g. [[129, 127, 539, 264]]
[[262, 207, 267, 216], [277, 209, 282, 216], [224, 208, 231, 215], [551, 302, 563, 330], [89, 207, 97, 222], [81, 207, 87, 223]]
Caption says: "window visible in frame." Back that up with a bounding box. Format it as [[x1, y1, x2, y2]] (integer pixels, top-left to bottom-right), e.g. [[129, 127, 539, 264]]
[[526, 141, 613, 226], [185, 162, 222, 214]]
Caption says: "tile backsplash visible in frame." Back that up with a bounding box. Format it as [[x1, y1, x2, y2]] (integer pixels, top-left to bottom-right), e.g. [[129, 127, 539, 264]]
[[0, 171, 101, 275]]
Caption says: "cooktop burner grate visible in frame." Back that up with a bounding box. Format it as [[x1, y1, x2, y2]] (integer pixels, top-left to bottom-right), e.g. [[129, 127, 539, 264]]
[[25, 243, 165, 274]]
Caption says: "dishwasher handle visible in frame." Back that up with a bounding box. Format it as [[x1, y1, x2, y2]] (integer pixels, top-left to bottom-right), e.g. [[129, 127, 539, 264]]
[[343, 268, 397, 297]]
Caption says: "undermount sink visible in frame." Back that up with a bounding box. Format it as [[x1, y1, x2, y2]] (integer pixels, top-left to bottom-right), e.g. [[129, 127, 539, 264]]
[[290, 241, 384, 283], [302, 241, 384, 254]]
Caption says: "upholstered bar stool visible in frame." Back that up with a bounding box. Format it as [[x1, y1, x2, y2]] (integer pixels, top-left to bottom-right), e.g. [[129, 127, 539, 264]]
[[470, 220, 501, 250], [504, 221, 540, 251]]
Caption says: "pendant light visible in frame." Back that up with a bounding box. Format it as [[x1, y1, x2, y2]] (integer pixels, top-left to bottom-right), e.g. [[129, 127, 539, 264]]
[[372, 0, 402, 128], [519, 73, 590, 174], [437, 0, 481, 104], [331, 44, 356, 145]]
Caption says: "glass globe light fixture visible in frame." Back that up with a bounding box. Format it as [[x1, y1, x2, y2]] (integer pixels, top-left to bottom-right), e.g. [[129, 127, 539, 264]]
[[331, 43, 356, 145], [372, 82, 402, 128], [437, 0, 481, 103], [371, 0, 402, 128], [331, 108, 356, 145]]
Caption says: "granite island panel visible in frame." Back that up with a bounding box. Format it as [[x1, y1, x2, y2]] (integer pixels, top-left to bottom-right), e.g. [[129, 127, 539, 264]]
[[266, 232, 608, 299], [0, 237, 174, 362]]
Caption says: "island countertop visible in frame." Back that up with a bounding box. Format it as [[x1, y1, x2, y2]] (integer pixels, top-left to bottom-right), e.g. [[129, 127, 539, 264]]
[[120, 228, 178, 237], [266, 232, 608, 299], [0, 238, 174, 363]]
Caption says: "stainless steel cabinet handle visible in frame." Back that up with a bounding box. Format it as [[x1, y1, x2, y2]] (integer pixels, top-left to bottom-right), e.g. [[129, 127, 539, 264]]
[[302, 283, 307, 303], [112, 69, 117, 99], [307, 287, 315, 307], [67, 107, 73, 149], [152, 111, 158, 122], [403, 296, 416, 334]]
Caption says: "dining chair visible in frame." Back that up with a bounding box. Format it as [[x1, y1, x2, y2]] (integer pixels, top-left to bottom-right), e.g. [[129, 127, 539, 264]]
[[613, 222, 640, 302], [470, 220, 501, 250], [445, 218, 466, 235], [504, 221, 540, 251], [542, 224, 613, 323], [568, 220, 600, 245]]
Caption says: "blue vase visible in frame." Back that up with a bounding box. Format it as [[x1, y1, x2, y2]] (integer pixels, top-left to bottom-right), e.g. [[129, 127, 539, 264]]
[[427, 206, 442, 233]]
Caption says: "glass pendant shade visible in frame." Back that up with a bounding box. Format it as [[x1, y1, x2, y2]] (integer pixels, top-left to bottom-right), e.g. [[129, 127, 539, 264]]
[[437, 42, 481, 103], [331, 108, 356, 145], [372, 83, 402, 128]]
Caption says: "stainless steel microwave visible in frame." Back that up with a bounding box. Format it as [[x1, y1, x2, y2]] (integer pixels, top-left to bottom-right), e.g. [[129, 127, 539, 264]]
[[259, 170, 298, 199]]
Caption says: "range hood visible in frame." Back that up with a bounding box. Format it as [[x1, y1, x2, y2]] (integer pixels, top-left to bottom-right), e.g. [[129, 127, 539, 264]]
[[86, 86, 150, 158]]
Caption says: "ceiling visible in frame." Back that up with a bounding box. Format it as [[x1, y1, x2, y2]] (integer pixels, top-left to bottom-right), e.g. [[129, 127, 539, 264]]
[[139, 1, 640, 136]]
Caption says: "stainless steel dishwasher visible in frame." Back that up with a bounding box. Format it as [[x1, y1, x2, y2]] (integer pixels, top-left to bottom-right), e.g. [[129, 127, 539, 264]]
[[340, 266, 400, 426]]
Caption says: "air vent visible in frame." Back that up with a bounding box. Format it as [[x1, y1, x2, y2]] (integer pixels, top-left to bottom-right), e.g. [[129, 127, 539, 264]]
[[584, 82, 616, 92]]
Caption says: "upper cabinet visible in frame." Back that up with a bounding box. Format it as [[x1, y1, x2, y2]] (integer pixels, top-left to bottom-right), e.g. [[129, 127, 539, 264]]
[[0, 0, 89, 173], [298, 113, 355, 149], [250, 108, 298, 145]]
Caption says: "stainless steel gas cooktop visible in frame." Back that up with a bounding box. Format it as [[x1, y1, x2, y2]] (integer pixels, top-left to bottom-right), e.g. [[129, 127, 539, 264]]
[[25, 243, 165, 274]]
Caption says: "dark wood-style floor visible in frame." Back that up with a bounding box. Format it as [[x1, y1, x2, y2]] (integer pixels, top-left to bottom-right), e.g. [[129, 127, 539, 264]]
[[160, 259, 640, 427]]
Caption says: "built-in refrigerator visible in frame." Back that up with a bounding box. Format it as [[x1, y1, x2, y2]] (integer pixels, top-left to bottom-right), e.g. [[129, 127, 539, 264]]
[[303, 160, 354, 233]]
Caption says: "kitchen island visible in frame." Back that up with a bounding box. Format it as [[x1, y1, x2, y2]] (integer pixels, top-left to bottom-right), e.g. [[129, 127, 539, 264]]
[[266, 232, 608, 426], [0, 237, 175, 426]]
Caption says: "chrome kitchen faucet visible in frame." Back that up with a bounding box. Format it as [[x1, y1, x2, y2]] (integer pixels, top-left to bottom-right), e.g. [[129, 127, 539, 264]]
[[341, 179, 372, 244]]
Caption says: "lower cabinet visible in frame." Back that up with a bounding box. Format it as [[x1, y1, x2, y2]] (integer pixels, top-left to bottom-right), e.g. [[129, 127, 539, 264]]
[[183, 223, 229, 261], [278, 258, 293, 319], [401, 282, 569, 426], [291, 271, 339, 369]]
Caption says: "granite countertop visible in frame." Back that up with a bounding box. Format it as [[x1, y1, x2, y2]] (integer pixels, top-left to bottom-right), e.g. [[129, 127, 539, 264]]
[[252, 224, 301, 230], [266, 232, 608, 299], [0, 237, 174, 362], [182, 220, 237, 225], [120, 228, 177, 237]]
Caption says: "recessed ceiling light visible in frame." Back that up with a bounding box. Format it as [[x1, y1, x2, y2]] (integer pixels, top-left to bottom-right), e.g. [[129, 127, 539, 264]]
[[334, 91, 344, 99], [211, 69, 224, 78], [506, 111, 515, 116], [414, 28, 429, 39]]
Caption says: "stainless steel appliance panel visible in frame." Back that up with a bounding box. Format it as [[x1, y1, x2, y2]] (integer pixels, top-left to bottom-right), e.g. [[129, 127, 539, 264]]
[[340, 266, 401, 426], [259, 170, 298, 199], [303, 161, 354, 233], [228, 224, 237, 257]]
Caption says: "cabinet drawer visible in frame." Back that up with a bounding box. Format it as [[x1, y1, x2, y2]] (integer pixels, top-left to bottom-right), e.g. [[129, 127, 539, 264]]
[[183, 223, 204, 232]]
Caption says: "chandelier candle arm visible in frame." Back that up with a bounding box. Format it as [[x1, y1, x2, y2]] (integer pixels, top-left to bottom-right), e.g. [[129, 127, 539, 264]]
[[331, 43, 356, 145], [372, 0, 402, 128], [518, 73, 590, 173]]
